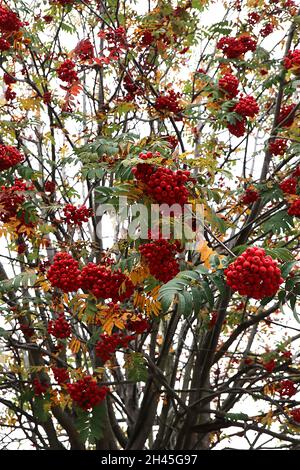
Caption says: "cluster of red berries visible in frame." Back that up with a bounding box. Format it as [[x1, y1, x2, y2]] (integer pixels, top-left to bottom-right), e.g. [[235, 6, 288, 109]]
[[280, 166, 300, 195], [20, 324, 34, 338], [3, 73, 16, 85], [33, 378, 49, 397], [44, 180, 56, 194], [47, 314, 71, 339], [260, 23, 274, 38], [247, 12, 260, 25], [217, 35, 257, 59], [154, 90, 182, 116], [67, 376, 108, 411], [132, 152, 190, 207], [47, 252, 82, 293], [57, 59, 78, 84], [288, 199, 300, 218], [269, 138, 287, 156], [283, 49, 300, 75], [165, 135, 178, 150], [218, 73, 239, 98], [139, 238, 180, 283], [227, 118, 246, 137], [277, 103, 296, 127], [146, 168, 190, 206], [43, 91, 52, 105], [291, 408, 300, 423], [102, 26, 128, 60], [73, 39, 94, 61], [52, 366, 70, 385], [227, 95, 259, 137], [0, 6, 23, 35], [241, 188, 259, 205], [126, 315, 150, 334], [5, 86, 16, 101], [95, 333, 134, 363], [0, 178, 33, 224], [225, 247, 284, 300], [234, 95, 259, 118], [278, 379, 297, 397], [63, 204, 93, 226], [280, 177, 297, 194], [262, 358, 276, 373], [123, 73, 143, 101], [0, 38, 10, 52], [80, 263, 134, 302], [0, 144, 24, 171]]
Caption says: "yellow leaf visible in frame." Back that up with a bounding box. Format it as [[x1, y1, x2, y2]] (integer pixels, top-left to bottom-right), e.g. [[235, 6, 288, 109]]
[[196, 240, 214, 268]]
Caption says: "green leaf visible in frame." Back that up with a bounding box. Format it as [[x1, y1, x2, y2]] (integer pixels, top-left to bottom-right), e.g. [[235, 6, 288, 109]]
[[126, 352, 148, 382], [90, 403, 106, 442], [265, 247, 294, 261], [32, 397, 50, 423]]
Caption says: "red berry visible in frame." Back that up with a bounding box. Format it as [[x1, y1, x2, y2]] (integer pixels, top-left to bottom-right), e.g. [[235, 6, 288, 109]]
[[67, 375, 108, 410], [63, 204, 93, 226], [57, 59, 78, 84], [47, 252, 82, 293], [0, 144, 24, 171], [47, 313, 71, 339], [218, 73, 239, 97], [225, 247, 283, 300]]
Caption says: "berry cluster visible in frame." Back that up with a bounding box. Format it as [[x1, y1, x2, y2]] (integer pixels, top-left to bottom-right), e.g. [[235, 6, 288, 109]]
[[247, 12, 260, 25], [0, 6, 23, 34], [52, 367, 70, 385], [80, 263, 134, 301], [234, 95, 259, 118], [225, 247, 284, 300], [288, 199, 300, 218], [3, 73, 16, 85], [241, 188, 259, 205], [103, 26, 128, 60], [126, 315, 150, 334], [20, 324, 34, 338], [47, 252, 82, 293], [227, 118, 246, 137], [0, 144, 24, 171], [47, 314, 71, 339], [0, 179, 33, 224], [291, 408, 300, 423], [146, 168, 190, 206], [283, 49, 300, 75], [277, 103, 296, 127], [95, 333, 133, 363], [280, 177, 297, 195], [262, 359, 276, 373], [260, 23, 274, 38], [33, 378, 49, 397], [139, 238, 180, 283], [218, 73, 239, 98], [278, 379, 297, 397], [217, 35, 257, 59], [132, 152, 190, 207], [0, 38, 10, 52], [73, 39, 94, 61], [63, 204, 93, 226], [5, 86, 16, 102], [123, 73, 143, 101], [57, 60, 78, 84], [67, 376, 108, 411], [154, 90, 182, 116], [44, 180, 56, 194], [269, 138, 287, 156]]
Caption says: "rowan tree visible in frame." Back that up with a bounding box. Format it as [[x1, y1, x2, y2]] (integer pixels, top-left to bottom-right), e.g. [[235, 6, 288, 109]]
[[0, 0, 300, 451]]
